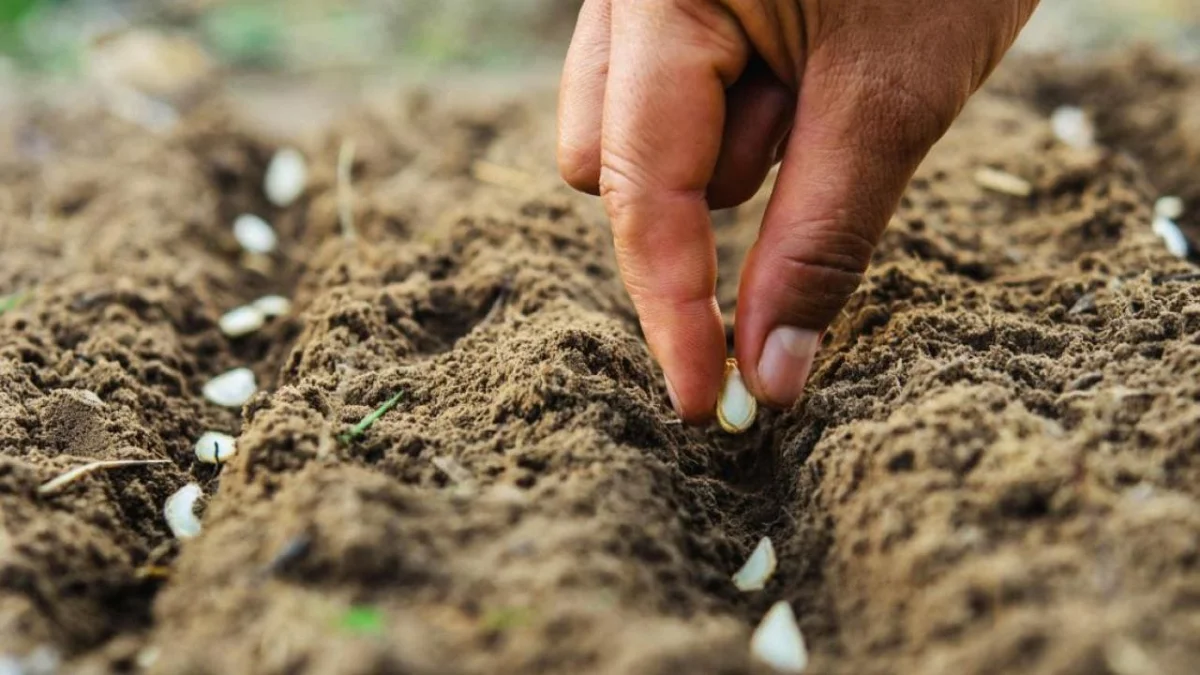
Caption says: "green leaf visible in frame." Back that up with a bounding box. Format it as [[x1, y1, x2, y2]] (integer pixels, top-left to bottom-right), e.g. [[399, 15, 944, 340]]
[[340, 606, 385, 636], [337, 391, 403, 444], [0, 290, 28, 315]]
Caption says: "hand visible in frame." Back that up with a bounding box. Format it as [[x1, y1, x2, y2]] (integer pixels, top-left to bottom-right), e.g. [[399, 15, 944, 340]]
[[557, 0, 1039, 422]]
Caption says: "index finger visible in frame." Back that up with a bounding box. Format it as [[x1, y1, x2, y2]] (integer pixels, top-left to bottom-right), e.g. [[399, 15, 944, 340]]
[[600, 0, 749, 422]]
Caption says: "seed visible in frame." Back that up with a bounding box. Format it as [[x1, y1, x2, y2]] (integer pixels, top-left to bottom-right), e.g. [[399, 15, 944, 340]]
[[1155, 196, 1184, 221], [218, 305, 265, 338], [750, 601, 808, 674], [1152, 215, 1190, 259], [1050, 105, 1095, 151], [164, 483, 203, 539], [194, 431, 237, 464], [202, 367, 257, 408], [233, 214, 278, 254], [252, 294, 292, 317], [716, 358, 757, 434], [974, 167, 1032, 197], [264, 147, 308, 207], [732, 536, 777, 592]]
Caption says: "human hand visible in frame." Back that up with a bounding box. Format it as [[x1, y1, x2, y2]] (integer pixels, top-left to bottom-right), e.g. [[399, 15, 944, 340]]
[[557, 0, 1039, 422]]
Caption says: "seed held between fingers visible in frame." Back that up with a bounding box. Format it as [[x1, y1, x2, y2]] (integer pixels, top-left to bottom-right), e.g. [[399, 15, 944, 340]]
[[717, 358, 757, 434]]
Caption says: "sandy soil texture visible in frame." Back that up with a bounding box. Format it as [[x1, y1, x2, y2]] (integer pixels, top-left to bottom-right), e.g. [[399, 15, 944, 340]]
[[1, 51, 1200, 674]]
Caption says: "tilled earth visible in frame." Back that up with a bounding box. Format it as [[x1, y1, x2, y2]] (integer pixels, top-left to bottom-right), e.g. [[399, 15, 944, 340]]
[[2, 51, 1200, 674]]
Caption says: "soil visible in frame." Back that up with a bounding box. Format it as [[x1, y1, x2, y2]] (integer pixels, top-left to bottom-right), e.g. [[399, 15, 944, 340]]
[[2, 50, 1200, 675]]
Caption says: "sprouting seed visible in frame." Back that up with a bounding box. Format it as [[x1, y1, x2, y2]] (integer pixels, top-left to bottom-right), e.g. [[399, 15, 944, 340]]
[[202, 367, 257, 408], [732, 536, 777, 592], [233, 214, 278, 254], [338, 392, 403, 444], [751, 601, 808, 674], [164, 483, 203, 539], [38, 459, 170, 495], [194, 431, 237, 464], [218, 304, 266, 338], [1155, 196, 1184, 221], [264, 147, 308, 207], [716, 359, 757, 434]]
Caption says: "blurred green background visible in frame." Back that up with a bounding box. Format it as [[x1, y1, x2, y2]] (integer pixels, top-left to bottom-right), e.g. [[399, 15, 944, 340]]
[[0, 0, 1196, 78]]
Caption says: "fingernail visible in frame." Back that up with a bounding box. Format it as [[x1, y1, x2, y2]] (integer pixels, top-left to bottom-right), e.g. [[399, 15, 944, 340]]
[[758, 327, 820, 406], [664, 375, 683, 417]]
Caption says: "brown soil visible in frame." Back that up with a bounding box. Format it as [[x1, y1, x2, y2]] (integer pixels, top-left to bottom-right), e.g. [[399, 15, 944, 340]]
[[2, 51, 1200, 675]]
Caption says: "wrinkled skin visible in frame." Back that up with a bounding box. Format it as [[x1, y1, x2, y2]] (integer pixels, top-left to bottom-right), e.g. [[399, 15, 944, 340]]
[[557, 0, 1040, 422]]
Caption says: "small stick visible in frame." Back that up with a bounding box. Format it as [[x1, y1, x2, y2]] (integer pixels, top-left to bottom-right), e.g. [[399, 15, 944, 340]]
[[38, 459, 171, 495], [471, 160, 534, 190], [337, 139, 357, 242], [338, 391, 404, 444]]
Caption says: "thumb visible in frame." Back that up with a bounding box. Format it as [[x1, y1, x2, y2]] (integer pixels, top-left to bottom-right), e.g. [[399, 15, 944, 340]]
[[735, 49, 969, 408]]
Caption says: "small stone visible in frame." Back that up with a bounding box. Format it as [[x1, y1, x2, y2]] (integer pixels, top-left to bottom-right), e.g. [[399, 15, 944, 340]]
[[1050, 105, 1095, 150], [1155, 196, 1185, 221], [264, 148, 308, 207], [218, 305, 266, 338], [252, 295, 292, 317], [751, 601, 808, 674], [233, 214, 278, 254], [202, 367, 257, 408], [194, 431, 237, 464]]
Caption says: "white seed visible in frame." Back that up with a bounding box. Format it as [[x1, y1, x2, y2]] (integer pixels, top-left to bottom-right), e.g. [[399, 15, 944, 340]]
[[252, 294, 292, 317], [218, 305, 265, 338], [164, 483, 203, 539], [194, 431, 237, 464], [264, 147, 308, 207], [1050, 105, 1095, 150], [1152, 216, 1190, 259], [1155, 196, 1185, 220], [974, 168, 1032, 197], [717, 358, 757, 434], [751, 601, 808, 674], [732, 536, 777, 592], [202, 367, 257, 408], [233, 214, 278, 254]]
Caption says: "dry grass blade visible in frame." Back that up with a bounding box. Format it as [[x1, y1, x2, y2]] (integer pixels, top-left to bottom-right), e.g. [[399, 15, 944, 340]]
[[338, 391, 404, 444], [38, 459, 171, 495], [337, 138, 357, 242], [471, 160, 533, 190]]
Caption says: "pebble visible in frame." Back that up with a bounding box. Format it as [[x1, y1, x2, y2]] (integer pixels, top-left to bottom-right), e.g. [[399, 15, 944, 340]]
[[233, 214, 278, 254], [218, 305, 266, 338], [252, 294, 292, 317], [751, 601, 808, 674], [202, 367, 257, 408], [264, 148, 308, 207], [194, 431, 237, 464]]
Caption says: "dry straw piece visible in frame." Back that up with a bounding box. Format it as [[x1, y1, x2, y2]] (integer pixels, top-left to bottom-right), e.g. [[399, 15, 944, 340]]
[[38, 459, 170, 495], [974, 167, 1032, 197]]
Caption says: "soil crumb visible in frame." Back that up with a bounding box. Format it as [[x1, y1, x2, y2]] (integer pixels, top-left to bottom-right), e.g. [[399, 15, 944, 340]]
[[1, 51, 1200, 674]]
